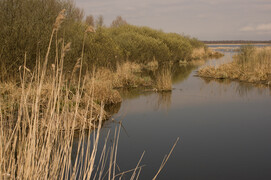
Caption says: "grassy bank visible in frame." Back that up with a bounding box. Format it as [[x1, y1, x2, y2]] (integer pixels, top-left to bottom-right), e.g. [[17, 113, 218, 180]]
[[198, 46, 271, 85]]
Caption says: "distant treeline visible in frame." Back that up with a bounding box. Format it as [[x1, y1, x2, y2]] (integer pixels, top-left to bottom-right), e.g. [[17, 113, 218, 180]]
[[0, 0, 204, 81], [203, 40, 271, 44]]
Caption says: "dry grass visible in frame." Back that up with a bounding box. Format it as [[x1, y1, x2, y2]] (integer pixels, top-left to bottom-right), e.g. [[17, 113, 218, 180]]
[[85, 70, 122, 105], [144, 59, 159, 71], [86, 61, 152, 95], [155, 68, 172, 91], [191, 47, 224, 60], [191, 47, 206, 60], [198, 47, 271, 85], [112, 62, 152, 88]]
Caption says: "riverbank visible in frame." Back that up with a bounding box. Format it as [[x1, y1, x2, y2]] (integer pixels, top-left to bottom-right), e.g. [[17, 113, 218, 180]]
[[198, 46, 271, 85]]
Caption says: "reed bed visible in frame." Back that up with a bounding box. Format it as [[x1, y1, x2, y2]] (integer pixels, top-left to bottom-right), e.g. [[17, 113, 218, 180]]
[[0, 10, 112, 179], [191, 47, 224, 60], [155, 67, 172, 91], [198, 46, 271, 85], [112, 62, 147, 88]]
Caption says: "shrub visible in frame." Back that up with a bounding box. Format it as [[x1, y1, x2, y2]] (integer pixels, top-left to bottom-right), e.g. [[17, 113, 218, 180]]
[[84, 27, 122, 69], [112, 31, 170, 64], [0, 0, 84, 80]]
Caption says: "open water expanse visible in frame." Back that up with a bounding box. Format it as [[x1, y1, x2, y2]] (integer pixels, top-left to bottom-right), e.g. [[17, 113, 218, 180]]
[[74, 51, 271, 179]]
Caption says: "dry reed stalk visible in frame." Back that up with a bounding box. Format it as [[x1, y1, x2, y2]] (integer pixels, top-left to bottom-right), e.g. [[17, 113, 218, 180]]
[[112, 62, 153, 88], [155, 67, 172, 91], [153, 138, 179, 180], [85, 25, 96, 33], [145, 59, 159, 71], [0, 10, 114, 179]]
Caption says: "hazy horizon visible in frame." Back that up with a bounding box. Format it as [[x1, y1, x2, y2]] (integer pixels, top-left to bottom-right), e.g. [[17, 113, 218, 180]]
[[74, 0, 271, 41]]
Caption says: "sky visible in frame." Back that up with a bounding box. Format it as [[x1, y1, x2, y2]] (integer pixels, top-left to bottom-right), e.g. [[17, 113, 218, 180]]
[[74, 0, 271, 41]]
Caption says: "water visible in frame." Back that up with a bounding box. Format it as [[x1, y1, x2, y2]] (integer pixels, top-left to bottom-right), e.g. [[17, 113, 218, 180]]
[[75, 52, 271, 179], [208, 44, 271, 48], [208, 44, 271, 53]]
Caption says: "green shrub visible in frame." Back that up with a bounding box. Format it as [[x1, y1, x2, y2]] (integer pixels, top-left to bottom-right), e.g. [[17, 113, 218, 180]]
[[111, 30, 170, 64], [162, 33, 193, 62], [0, 0, 83, 79], [108, 25, 196, 64], [0, 0, 203, 81]]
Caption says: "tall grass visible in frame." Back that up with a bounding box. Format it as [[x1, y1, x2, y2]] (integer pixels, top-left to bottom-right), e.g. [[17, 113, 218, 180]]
[[0, 10, 107, 179], [155, 67, 172, 91], [191, 47, 224, 60]]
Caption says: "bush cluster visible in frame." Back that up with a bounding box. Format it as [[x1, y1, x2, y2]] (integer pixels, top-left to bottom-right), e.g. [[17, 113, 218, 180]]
[[0, 0, 204, 80]]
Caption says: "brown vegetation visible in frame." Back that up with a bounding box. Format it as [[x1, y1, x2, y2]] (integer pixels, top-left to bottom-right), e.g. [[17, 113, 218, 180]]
[[191, 47, 224, 60], [198, 46, 271, 85], [155, 67, 172, 91]]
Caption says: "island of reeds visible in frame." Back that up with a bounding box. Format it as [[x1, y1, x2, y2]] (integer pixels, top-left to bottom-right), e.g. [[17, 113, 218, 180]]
[[198, 45, 271, 85], [0, 0, 218, 178]]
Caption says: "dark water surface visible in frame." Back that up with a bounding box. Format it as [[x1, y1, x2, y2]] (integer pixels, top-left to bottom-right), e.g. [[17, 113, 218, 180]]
[[76, 52, 271, 179]]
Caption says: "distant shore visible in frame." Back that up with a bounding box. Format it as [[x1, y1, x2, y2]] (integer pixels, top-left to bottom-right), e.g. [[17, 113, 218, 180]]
[[206, 43, 271, 46], [206, 43, 271, 51], [203, 40, 271, 45]]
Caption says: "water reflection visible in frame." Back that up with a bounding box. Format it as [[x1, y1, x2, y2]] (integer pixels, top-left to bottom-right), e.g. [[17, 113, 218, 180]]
[[116, 52, 270, 115], [154, 92, 172, 111], [172, 64, 197, 84], [105, 102, 121, 115], [200, 76, 270, 98]]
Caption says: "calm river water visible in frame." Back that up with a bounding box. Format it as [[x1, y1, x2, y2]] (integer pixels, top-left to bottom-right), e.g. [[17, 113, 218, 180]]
[[75, 51, 271, 179]]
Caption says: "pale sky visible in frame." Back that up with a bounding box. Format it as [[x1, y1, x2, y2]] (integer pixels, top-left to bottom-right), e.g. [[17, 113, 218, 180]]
[[74, 0, 271, 41]]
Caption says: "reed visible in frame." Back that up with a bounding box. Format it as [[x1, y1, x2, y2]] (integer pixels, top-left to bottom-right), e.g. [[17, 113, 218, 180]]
[[112, 62, 152, 88], [0, 10, 99, 179], [191, 47, 224, 60], [155, 67, 172, 91]]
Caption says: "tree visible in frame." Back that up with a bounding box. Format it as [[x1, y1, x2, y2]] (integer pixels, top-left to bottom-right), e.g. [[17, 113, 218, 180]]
[[111, 16, 128, 27], [0, 0, 85, 80], [85, 14, 94, 26], [95, 15, 104, 28]]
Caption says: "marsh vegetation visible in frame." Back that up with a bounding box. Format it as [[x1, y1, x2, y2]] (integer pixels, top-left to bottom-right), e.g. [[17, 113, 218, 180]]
[[198, 46, 271, 85]]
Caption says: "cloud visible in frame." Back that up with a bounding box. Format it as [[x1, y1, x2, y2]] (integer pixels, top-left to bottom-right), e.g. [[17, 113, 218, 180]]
[[257, 23, 271, 31], [75, 0, 271, 40], [240, 26, 256, 32], [240, 23, 271, 32]]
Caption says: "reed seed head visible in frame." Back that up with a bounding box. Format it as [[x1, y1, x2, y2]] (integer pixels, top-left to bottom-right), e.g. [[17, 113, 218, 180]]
[[53, 9, 66, 31], [85, 25, 96, 33]]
